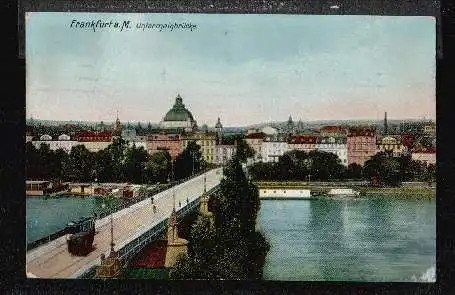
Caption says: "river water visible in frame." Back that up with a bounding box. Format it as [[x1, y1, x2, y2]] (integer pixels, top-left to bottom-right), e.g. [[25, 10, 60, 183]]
[[257, 198, 435, 282], [27, 195, 435, 282], [26, 195, 124, 244]]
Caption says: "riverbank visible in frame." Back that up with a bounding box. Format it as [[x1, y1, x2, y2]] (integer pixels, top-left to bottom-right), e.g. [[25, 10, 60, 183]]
[[254, 181, 436, 200], [353, 186, 435, 200]]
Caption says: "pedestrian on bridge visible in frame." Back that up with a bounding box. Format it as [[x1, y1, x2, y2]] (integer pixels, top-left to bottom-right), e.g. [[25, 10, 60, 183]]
[[179, 201, 181, 208], [186, 197, 189, 204], [153, 204, 156, 214], [151, 197, 154, 204]]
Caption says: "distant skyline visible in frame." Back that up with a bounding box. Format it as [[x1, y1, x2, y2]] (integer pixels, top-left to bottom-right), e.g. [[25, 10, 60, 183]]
[[26, 13, 436, 127]]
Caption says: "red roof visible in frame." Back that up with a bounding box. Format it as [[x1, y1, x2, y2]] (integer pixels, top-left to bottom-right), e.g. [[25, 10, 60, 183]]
[[288, 135, 317, 144], [245, 132, 265, 139], [348, 127, 375, 137], [76, 130, 112, 141], [320, 126, 346, 133], [412, 147, 436, 154], [401, 135, 415, 147]]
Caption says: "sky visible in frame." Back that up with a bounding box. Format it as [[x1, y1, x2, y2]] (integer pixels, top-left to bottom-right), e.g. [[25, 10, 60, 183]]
[[26, 13, 436, 127]]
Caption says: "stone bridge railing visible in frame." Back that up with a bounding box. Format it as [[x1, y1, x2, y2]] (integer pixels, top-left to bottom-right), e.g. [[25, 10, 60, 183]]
[[77, 185, 221, 279]]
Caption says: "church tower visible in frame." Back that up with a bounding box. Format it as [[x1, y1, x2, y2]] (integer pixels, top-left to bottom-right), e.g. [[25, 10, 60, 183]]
[[215, 117, 223, 145], [384, 112, 388, 136], [286, 115, 295, 135]]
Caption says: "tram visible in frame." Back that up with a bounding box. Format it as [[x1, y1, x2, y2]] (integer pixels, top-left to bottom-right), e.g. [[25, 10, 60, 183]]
[[65, 216, 95, 256]]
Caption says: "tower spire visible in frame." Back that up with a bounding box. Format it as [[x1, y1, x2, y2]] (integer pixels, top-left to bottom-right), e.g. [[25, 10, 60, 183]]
[[384, 111, 388, 135]]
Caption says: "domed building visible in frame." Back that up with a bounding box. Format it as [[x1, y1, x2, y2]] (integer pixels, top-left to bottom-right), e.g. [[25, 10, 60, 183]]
[[159, 94, 197, 132]]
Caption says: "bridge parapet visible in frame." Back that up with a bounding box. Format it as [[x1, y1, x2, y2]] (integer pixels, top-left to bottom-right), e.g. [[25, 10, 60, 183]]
[[76, 185, 221, 279]]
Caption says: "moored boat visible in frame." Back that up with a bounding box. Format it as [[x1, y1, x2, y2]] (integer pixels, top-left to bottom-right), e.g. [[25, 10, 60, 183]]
[[326, 188, 360, 198]]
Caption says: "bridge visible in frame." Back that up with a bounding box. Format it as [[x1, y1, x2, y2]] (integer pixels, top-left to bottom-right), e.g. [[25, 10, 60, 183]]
[[26, 168, 223, 279]]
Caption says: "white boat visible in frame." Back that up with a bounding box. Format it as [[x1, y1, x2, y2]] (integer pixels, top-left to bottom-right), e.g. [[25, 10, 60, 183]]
[[326, 188, 360, 198]]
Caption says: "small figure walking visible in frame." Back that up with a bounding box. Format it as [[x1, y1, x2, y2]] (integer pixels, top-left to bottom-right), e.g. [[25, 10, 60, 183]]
[[153, 204, 156, 214], [186, 197, 189, 204], [179, 201, 181, 207], [151, 197, 154, 204]]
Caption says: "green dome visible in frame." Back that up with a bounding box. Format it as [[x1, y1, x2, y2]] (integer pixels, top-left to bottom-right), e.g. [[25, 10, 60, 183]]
[[163, 94, 195, 122]]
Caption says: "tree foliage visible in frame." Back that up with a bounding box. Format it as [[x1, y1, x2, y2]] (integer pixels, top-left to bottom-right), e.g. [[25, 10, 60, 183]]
[[170, 155, 270, 280], [174, 141, 203, 180], [26, 137, 185, 184], [145, 150, 172, 184], [249, 149, 435, 186], [249, 150, 345, 181]]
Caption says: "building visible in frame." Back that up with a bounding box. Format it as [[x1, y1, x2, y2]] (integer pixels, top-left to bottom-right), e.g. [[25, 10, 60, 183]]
[[287, 135, 317, 153], [121, 129, 147, 150], [423, 121, 436, 136], [347, 127, 377, 166], [315, 136, 348, 166], [261, 134, 288, 163], [32, 133, 80, 153], [411, 147, 436, 165], [75, 131, 113, 152], [147, 132, 182, 160], [261, 126, 278, 135], [213, 117, 236, 165], [295, 120, 305, 134], [129, 135, 148, 151], [319, 126, 348, 137], [26, 125, 34, 142], [284, 115, 295, 135], [121, 128, 137, 142], [181, 131, 216, 164], [376, 135, 405, 157], [399, 121, 426, 135], [112, 111, 122, 134], [214, 143, 236, 166], [245, 132, 265, 163], [159, 94, 197, 132]]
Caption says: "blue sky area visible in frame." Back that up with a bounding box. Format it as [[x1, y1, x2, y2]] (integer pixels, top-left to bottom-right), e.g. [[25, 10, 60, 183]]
[[26, 13, 436, 127]]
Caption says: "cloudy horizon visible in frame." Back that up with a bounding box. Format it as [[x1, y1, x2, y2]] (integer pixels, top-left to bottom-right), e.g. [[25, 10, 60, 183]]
[[26, 13, 436, 127]]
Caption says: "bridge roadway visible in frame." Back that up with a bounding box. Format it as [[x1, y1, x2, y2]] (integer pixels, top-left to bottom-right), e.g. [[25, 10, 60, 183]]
[[26, 168, 223, 278]]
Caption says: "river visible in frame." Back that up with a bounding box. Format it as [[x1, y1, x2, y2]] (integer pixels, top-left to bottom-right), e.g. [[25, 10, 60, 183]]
[[257, 197, 435, 282], [26, 195, 124, 244]]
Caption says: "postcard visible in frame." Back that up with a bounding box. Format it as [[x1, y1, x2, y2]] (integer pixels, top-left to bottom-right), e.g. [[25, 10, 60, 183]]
[[25, 12, 435, 282]]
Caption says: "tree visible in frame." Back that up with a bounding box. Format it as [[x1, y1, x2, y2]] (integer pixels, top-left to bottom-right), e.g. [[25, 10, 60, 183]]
[[345, 163, 363, 180], [51, 148, 69, 180], [364, 152, 401, 186], [174, 141, 202, 180], [93, 149, 113, 182], [64, 145, 94, 182], [144, 151, 172, 184], [106, 137, 128, 181], [25, 142, 40, 179], [234, 137, 255, 163], [171, 156, 270, 280], [124, 145, 149, 183]]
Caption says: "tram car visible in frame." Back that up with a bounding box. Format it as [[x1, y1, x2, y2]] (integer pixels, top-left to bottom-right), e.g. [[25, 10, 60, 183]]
[[65, 216, 95, 256]]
